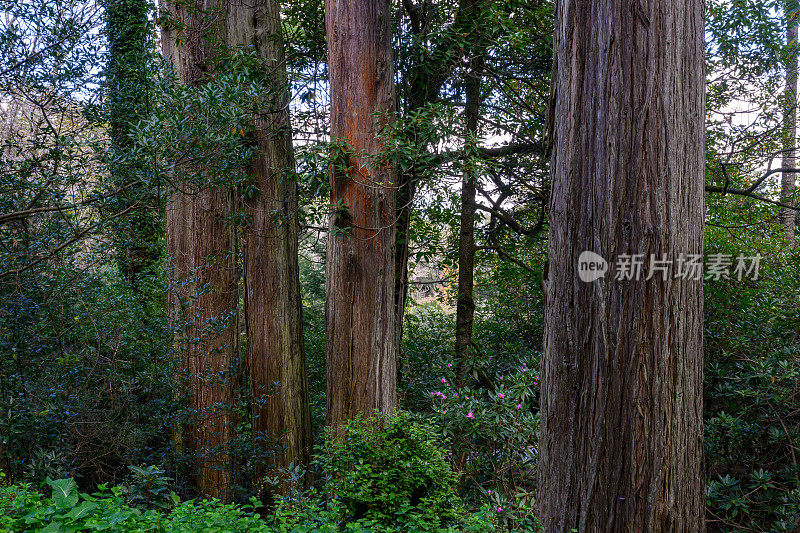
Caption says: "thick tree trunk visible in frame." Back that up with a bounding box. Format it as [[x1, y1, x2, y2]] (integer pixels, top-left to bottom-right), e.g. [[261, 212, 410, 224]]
[[105, 0, 160, 292], [166, 186, 238, 501], [783, 0, 798, 246], [161, 1, 238, 501], [538, 1, 705, 531], [325, 0, 398, 428], [454, 58, 481, 381], [231, 0, 313, 493]]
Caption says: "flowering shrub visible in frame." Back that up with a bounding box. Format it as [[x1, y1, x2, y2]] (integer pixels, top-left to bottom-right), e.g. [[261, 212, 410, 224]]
[[429, 356, 540, 532]]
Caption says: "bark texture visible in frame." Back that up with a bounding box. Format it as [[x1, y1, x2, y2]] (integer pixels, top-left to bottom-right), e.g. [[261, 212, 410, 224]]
[[166, 187, 238, 501], [231, 0, 312, 492], [538, 1, 706, 530], [325, 0, 398, 428], [161, 0, 238, 500], [782, 0, 798, 246]]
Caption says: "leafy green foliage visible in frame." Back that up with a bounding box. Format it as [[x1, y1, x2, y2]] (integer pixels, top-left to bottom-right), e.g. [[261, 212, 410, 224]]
[[120, 465, 176, 510], [317, 412, 464, 529], [704, 237, 800, 530], [0, 265, 174, 485], [3, 0, 800, 531], [401, 305, 541, 531], [0, 474, 495, 532]]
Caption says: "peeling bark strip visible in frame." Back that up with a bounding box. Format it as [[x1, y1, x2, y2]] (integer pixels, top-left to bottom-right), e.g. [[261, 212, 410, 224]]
[[161, 0, 238, 501], [325, 0, 398, 428], [538, 1, 705, 531], [232, 0, 312, 493]]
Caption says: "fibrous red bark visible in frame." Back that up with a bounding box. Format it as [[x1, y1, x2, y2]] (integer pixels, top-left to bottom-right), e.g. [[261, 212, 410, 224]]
[[234, 0, 312, 493], [324, 0, 398, 428], [538, 0, 706, 530]]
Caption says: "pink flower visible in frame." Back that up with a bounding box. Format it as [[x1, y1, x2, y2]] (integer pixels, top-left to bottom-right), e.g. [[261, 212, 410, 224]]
[[517, 403, 522, 409], [454, 392, 458, 397], [497, 507, 503, 512], [497, 392, 505, 399], [487, 489, 492, 494], [467, 412, 474, 419], [441, 377, 447, 384]]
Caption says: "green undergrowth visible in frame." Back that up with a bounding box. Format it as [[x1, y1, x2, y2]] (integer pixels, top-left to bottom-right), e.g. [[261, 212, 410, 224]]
[[0, 473, 496, 533]]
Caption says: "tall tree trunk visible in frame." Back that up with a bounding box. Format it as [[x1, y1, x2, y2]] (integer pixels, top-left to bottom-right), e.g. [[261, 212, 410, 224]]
[[105, 0, 160, 292], [325, 0, 398, 429], [783, 0, 798, 246], [538, 1, 705, 530], [161, 1, 238, 501], [454, 54, 482, 382], [231, 0, 313, 493]]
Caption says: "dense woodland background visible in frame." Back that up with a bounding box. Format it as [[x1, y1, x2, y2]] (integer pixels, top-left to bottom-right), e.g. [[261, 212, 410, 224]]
[[1, 0, 800, 531]]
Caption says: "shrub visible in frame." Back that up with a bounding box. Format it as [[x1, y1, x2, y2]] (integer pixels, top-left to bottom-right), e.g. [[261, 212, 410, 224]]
[[317, 411, 464, 529], [428, 354, 540, 532], [401, 305, 542, 532]]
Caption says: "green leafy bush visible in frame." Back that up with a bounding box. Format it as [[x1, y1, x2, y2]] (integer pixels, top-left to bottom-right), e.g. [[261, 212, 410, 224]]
[[119, 465, 176, 510], [0, 476, 159, 532], [428, 354, 540, 532], [317, 411, 465, 529]]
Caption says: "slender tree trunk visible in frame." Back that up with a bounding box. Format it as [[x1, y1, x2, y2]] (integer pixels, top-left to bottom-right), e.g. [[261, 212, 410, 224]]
[[161, 1, 238, 501], [325, 0, 398, 429], [105, 0, 160, 292], [454, 57, 481, 381], [454, 0, 485, 383], [538, 1, 705, 530], [231, 0, 312, 493], [395, 0, 487, 374], [783, 0, 798, 246]]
